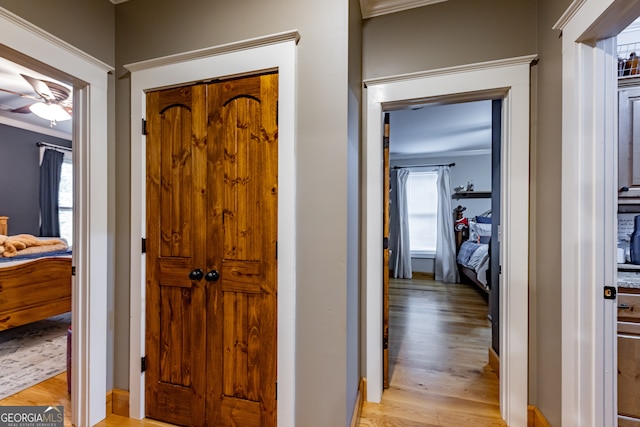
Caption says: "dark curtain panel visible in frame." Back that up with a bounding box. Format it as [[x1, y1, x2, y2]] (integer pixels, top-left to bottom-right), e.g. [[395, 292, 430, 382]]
[[39, 148, 64, 236]]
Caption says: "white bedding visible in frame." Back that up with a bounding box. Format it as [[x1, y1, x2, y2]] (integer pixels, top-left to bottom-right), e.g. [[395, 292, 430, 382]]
[[457, 241, 490, 286]]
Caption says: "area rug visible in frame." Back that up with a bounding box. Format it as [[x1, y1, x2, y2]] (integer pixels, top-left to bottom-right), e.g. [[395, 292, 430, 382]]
[[0, 313, 70, 399]]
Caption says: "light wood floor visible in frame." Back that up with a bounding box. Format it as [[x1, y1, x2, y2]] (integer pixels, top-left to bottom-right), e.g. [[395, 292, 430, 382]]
[[0, 373, 73, 426], [358, 278, 505, 427], [0, 278, 503, 427]]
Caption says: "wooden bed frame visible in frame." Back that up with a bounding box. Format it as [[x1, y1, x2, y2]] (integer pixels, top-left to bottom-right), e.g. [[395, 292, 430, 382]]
[[0, 216, 72, 331]]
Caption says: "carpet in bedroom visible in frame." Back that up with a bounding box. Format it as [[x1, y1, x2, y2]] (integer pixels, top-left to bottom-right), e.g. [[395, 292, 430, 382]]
[[0, 313, 70, 400]]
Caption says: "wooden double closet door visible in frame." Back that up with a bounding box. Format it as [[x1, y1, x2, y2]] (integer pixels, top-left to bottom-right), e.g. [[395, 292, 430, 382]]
[[145, 73, 278, 427]]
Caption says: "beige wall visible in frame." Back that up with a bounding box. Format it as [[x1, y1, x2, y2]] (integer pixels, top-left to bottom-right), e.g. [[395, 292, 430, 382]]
[[362, 0, 536, 80], [0, 0, 114, 66], [347, 0, 363, 423], [115, 0, 354, 425], [533, 1, 572, 425]]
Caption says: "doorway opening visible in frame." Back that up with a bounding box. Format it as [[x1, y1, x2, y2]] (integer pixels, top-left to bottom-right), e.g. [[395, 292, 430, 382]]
[[364, 55, 534, 427], [0, 7, 112, 426], [554, 2, 640, 425], [616, 17, 640, 427], [380, 98, 502, 421]]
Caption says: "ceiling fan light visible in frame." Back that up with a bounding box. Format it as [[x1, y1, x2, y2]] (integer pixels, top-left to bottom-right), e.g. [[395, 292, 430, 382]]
[[29, 102, 71, 122]]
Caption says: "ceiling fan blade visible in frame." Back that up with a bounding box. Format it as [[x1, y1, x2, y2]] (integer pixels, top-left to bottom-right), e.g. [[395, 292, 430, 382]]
[[10, 103, 35, 114], [0, 87, 40, 101], [21, 74, 55, 101]]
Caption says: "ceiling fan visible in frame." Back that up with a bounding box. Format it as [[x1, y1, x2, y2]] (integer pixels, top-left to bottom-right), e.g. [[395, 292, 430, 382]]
[[0, 74, 72, 126]]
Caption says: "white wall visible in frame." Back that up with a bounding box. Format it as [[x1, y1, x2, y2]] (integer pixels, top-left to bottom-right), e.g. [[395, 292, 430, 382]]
[[391, 152, 492, 273]]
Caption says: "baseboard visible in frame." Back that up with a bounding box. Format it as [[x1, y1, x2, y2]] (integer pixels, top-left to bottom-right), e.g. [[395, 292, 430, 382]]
[[106, 390, 112, 416], [350, 378, 366, 427], [488, 346, 499, 378], [106, 388, 129, 417], [528, 405, 552, 427], [412, 271, 434, 280]]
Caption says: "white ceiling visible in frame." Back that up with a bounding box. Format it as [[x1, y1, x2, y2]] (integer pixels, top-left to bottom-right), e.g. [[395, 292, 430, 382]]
[[0, 57, 72, 138], [388, 100, 493, 159]]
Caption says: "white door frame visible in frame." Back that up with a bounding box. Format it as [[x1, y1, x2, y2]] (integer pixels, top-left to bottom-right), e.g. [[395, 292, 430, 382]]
[[555, 1, 640, 426], [126, 31, 298, 427], [0, 8, 112, 427], [363, 55, 535, 427]]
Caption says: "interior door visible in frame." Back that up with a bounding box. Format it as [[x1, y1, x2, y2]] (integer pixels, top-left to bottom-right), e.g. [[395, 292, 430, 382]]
[[145, 73, 278, 427], [383, 112, 390, 389]]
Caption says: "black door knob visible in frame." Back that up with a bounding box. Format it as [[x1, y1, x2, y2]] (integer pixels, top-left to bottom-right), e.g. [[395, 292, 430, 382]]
[[205, 270, 220, 282], [189, 268, 204, 281]]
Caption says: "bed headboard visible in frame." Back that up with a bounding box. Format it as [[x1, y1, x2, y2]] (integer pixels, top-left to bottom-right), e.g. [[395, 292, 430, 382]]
[[0, 216, 8, 235]]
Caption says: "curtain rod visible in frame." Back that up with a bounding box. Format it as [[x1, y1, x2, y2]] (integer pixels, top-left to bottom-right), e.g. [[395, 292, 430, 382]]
[[393, 162, 455, 169], [37, 142, 72, 152]]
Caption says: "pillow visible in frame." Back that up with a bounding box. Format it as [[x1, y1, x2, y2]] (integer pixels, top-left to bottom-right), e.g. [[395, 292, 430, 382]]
[[469, 221, 492, 243], [475, 215, 492, 224]]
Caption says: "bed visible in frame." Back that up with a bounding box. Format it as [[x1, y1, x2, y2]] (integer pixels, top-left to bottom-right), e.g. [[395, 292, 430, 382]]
[[455, 215, 491, 293], [0, 216, 72, 331]]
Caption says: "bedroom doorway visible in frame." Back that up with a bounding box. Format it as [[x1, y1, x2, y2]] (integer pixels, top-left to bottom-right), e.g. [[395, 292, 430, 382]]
[[382, 98, 501, 409], [0, 52, 74, 403], [0, 8, 112, 426], [364, 55, 533, 427]]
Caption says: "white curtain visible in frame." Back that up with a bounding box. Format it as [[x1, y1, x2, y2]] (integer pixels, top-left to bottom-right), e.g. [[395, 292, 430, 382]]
[[435, 166, 459, 283], [391, 168, 412, 278]]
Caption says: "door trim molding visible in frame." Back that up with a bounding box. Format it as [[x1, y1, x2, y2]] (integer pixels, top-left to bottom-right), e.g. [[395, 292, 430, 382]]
[[126, 32, 298, 427], [554, 1, 640, 426], [363, 54, 534, 427], [0, 7, 112, 427]]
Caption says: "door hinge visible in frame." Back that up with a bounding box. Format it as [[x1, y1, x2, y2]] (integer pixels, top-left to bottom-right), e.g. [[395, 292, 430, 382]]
[[141, 356, 147, 373], [275, 241, 278, 259], [383, 113, 390, 148], [383, 237, 389, 249], [604, 286, 617, 300], [383, 336, 389, 350], [71, 266, 76, 276], [142, 238, 146, 254], [275, 381, 277, 400], [142, 118, 147, 136]]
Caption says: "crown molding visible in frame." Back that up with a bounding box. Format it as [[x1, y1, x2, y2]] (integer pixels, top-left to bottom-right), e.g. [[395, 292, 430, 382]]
[[0, 112, 71, 140], [390, 149, 491, 161], [360, 0, 448, 19], [553, 0, 587, 31], [0, 7, 113, 73]]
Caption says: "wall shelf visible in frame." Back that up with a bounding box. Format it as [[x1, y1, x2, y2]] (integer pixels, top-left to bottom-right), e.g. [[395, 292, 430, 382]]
[[452, 191, 491, 199]]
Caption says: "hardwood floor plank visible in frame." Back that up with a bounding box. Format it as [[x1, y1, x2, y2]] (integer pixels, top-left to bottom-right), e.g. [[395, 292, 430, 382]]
[[359, 278, 505, 427], [0, 373, 72, 427]]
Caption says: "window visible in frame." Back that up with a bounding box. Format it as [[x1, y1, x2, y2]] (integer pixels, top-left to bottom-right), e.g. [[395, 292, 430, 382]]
[[407, 171, 438, 254], [40, 146, 73, 245], [58, 155, 73, 246]]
